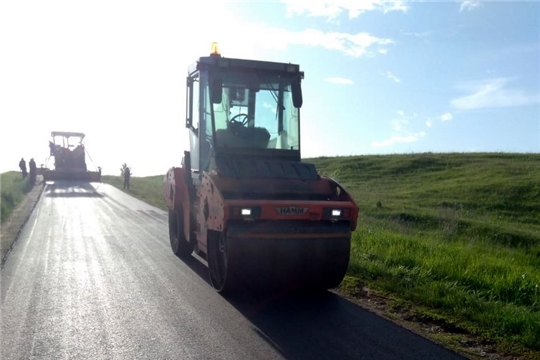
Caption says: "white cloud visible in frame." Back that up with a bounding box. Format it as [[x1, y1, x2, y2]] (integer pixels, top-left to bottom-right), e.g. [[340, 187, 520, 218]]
[[372, 132, 426, 148], [460, 0, 482, 12], [392, 118, 409, 131], [440, 112, 453, 122], [402, 30, 431, 38], [258, 27, 394, 58], [263, 102, 277, 113], [426, 120, 432, 127], [387, 71, 401, 83], [282, 0, 409, 20], [372, 110, 427, 148], [325, 77, 354, 85], [451, 78, 540, 110], [384, 1, 409, 14], [378, 49, 388, 54], [183, 24, 393, 61]]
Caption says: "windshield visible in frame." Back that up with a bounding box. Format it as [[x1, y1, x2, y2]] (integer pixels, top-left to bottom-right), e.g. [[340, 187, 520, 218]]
[[51, 135, 83, 149], [211, 71, 300, 151]]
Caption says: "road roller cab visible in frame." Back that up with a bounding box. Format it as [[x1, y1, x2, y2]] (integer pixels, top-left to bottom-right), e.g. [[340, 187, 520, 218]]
[[163, 44, 359, 294]]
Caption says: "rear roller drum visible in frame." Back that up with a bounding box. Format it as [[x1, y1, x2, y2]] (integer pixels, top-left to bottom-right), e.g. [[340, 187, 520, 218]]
[[168, 209, 193, 258]]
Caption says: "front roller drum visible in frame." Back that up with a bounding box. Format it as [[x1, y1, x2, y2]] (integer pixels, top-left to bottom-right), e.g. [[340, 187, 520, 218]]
[[239, 236, 351, 292], [207, 229, 351, 294]]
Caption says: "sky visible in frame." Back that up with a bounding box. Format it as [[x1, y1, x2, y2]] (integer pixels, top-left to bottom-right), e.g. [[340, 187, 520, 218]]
[[1, 0, 539, 177]]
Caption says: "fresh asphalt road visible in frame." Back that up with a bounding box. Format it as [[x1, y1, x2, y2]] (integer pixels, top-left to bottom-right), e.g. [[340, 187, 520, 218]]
[[1, 181, 466, 360]]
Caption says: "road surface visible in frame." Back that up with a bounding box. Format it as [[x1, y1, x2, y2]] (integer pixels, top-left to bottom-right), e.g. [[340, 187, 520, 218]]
[[1, 181, 466, 360]]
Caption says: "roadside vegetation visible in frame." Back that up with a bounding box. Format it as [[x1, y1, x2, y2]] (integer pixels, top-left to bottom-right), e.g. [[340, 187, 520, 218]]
[[101, 174, 166, 210], [314, 152, 540, 357], [1, 171, 35, 224], [102, 152, 540, 358]]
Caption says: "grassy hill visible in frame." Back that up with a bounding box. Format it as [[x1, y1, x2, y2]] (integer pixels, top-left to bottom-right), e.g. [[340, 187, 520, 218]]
[[105, 152, 540, 357], [310, 153, 540, 354]]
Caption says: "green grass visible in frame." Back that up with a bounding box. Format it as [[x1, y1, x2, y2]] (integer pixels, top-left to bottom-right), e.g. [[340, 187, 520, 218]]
[[314, 152, 540, 356], [102, 152, 540, 356], [101, 175, 167, 210], [1, 171, 35, 224]]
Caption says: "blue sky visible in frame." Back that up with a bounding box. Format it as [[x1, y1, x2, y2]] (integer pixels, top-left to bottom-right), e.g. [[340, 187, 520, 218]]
[[1, 0, 539, 176]]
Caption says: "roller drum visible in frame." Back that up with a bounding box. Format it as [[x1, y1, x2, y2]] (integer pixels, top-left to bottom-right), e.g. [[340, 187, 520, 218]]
[[217, 221, 352, 293]]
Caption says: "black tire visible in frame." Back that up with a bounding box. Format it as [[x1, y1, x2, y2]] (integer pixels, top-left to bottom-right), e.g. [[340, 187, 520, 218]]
[[169, 209, 193, 258], [207, 231, 238, 294]]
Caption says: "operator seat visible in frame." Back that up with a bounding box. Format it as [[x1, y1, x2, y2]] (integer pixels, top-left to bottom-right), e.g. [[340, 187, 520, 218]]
[[216, 124, 270, 149]]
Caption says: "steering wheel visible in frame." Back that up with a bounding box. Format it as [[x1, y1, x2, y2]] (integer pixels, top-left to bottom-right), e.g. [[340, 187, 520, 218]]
[[229, 113, 249, 126]]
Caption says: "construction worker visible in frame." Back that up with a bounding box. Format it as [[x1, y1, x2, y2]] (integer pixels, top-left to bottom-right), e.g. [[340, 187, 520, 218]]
[[29, 158, 37, 185], [123, 167, 131, 190], [19, 158, 27, 179]]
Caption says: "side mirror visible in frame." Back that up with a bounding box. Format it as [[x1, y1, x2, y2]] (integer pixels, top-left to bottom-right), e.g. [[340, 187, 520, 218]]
[[210, 74, 223, 104], [291, 78, 303, 108]]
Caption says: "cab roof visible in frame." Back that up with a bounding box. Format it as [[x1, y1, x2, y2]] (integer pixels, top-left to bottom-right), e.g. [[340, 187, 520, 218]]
[[189, 54, 303, 78], [51, 131, 86, 139]]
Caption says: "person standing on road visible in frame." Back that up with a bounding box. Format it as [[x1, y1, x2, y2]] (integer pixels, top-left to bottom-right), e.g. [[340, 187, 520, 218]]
[[29, 158, 37, 185], [123, 167, 131, 190], [19, 158, 27, 179]]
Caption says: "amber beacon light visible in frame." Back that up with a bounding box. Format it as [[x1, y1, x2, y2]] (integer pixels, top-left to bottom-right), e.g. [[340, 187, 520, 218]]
[[211, 42, 220, 55]]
